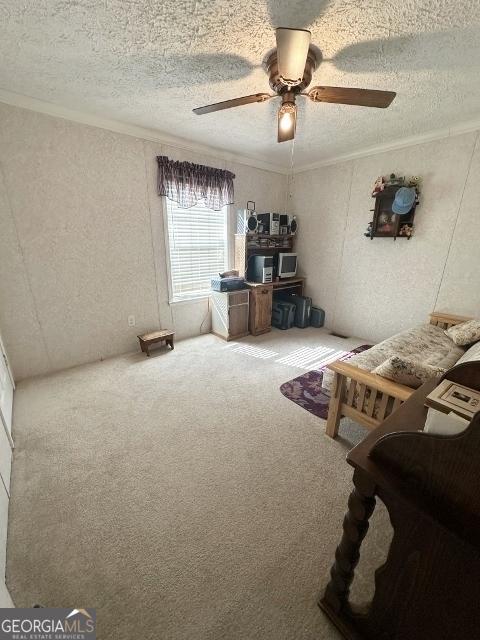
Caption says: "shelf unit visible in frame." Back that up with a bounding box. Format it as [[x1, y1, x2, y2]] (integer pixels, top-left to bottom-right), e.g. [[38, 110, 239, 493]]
[[234, 233, 295, 277], [234, 233, 301, 336], [368, 185, 417, 240]]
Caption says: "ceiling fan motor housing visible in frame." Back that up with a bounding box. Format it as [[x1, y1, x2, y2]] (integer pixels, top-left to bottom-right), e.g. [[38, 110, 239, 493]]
[[265, 48, 319, 94]]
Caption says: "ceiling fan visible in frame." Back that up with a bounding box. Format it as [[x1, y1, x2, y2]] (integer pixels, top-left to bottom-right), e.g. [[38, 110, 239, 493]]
[[193, 28, 396, 143]]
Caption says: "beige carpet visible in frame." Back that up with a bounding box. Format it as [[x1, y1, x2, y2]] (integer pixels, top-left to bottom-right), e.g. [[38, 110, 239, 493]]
[[7, 328, 391, 640]]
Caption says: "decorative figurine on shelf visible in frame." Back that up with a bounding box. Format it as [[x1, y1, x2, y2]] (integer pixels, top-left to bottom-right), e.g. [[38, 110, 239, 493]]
[[399, 224, 414, 237], [371, 175, 385, 196], [408, 176, 421, 191], [407, 176, 421, 205], [377, 212, 394, 233], [385, 173, 405, 187], [364, 221, 373, 237]]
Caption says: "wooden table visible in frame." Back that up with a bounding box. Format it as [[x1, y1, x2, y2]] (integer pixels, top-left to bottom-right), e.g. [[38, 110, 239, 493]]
[[319, 362, 480, 640], [137, 330, 174, 356]]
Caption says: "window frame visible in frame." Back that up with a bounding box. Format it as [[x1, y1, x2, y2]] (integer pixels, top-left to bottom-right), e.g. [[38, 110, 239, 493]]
[[162, 197, 231, 304]]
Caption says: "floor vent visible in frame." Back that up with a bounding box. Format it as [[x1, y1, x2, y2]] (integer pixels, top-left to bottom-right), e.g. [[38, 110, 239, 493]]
[[330, 331, 350, 339]]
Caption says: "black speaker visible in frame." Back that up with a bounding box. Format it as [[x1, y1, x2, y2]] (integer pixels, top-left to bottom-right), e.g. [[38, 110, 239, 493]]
[[237, 209, 258, 234], [289, 215, 298, 235], [247, 212, 258, 233]]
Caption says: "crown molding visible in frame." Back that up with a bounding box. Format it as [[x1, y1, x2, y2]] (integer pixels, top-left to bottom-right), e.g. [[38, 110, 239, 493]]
[[3, 88, 479, 177], [0, 88, 289, 175], [293, 118, 480, 173]]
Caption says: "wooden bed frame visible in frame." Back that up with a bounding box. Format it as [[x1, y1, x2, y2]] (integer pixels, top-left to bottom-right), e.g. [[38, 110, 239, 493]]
[[325, 312, 472, 438], [320, 361, 480, 639]]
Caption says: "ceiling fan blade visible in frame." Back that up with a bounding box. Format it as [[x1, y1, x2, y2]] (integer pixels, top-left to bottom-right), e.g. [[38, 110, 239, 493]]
[[193, 93, 274, 115], [276, 27, 311, 86], [307, 86, 396, 108]]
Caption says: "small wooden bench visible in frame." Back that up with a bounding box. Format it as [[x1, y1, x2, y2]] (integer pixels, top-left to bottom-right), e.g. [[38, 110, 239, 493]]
[[137, 330, 175, 356]]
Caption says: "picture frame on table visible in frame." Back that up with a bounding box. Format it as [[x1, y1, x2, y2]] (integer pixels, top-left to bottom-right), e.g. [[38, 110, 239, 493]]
[[425, 379, 480, 420]]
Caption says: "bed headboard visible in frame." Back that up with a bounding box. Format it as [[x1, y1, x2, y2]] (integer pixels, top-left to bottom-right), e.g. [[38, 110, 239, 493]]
[[429, 312, 472, 330]]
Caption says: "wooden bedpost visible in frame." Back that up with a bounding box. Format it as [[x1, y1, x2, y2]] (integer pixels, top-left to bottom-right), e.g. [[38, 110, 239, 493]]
[[326, 372, 345, 438], [321, 470, 376, 613]]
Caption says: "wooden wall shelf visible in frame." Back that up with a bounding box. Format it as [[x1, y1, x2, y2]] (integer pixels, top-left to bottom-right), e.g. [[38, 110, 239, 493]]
[[367, 185, 417, 240]]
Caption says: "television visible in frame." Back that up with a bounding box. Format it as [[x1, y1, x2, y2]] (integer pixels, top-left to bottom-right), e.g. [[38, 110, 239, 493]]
[[277, 253, 297, 279]]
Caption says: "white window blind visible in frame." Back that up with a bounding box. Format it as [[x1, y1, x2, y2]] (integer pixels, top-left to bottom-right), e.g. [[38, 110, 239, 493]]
[[165, 198, 228, 299]]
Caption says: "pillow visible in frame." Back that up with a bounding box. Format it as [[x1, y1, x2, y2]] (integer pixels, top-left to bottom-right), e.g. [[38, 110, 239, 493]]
[[445, 319, 480, 346], [424, 408, 469, 435], [456, 340, 480, 365], [372, 356, 446, 389]]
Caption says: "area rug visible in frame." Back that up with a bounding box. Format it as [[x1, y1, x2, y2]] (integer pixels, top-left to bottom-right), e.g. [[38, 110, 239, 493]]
[[280, 344, 372, 420]]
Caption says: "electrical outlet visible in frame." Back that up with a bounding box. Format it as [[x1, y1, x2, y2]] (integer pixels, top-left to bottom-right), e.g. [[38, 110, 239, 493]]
[[128, 315, 136, 327]]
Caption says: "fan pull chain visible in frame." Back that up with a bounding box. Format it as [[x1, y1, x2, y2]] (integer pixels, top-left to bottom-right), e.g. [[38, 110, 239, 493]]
[[288, 136, 295, 213]]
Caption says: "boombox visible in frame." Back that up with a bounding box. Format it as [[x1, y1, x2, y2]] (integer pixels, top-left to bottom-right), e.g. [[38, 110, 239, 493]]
[[237, 209, 298, 236], [236, 209, 258, 234], [257, 212, 280, 235]]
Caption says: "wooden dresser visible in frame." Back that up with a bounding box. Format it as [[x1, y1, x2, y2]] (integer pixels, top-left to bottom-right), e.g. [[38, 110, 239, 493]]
[[211, 290, 250, 341]]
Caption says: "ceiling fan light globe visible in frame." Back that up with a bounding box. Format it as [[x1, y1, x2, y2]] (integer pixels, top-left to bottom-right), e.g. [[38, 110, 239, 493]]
[[279, 103, 296, 131], [277, 102, 297, 142], [279, 111, 294, 132]]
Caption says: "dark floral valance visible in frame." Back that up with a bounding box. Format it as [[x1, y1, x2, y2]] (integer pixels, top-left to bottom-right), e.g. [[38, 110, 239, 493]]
[[157, 156, 235, 211]]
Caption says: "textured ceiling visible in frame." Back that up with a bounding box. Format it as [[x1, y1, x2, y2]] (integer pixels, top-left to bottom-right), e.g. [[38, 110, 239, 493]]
[[1, 0, 480, 168]]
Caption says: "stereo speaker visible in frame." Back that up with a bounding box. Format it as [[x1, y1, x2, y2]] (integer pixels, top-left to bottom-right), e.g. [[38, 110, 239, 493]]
[[289, 215, 298, 235], [247, 212, 258, 233], [237, 209, 258, 234]]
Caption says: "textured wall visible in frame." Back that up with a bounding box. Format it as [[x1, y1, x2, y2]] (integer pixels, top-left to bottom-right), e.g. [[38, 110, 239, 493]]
[[4, 102, 478, 379], [436, 138, 480, 316], [0, 103, 286, 380], [294, 131, 480, 343]]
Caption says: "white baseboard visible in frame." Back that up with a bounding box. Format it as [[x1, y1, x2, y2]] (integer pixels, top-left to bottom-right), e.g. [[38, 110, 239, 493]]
[[0, 579, 14, 607]]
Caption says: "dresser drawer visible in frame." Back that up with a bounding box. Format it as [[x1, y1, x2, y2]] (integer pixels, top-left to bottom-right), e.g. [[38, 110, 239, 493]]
[[228, 290, 249, 307]]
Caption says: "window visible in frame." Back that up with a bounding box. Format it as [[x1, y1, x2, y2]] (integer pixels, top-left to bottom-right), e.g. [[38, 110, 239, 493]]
[[165, 198, 228, 300]]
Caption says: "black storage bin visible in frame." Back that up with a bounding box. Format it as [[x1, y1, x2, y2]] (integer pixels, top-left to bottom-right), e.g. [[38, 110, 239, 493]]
[[287, 294, 312, 328], [272, 300, 296, 330], [310, 306, 325, 327]]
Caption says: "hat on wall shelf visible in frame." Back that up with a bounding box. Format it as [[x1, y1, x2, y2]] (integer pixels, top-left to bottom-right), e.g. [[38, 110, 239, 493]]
[[392, 187, 416, 215]]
